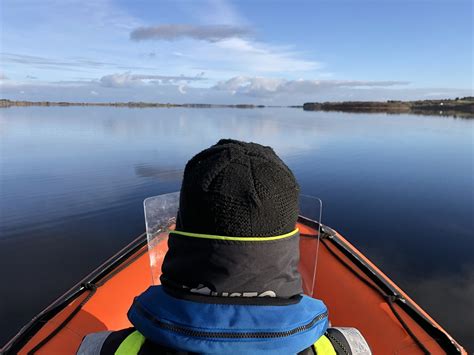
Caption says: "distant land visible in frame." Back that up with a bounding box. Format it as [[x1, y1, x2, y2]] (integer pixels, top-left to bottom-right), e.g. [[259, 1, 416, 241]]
[[1, 97, 472, 118], [0, 99, 263, 109], [303, 97, 474, 118]]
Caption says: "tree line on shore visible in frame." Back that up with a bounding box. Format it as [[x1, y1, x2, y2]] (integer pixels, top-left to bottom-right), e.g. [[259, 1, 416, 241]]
[[1, 97, 472, 118], [302, 97, 473, 118], [0, 99, 263, 109]]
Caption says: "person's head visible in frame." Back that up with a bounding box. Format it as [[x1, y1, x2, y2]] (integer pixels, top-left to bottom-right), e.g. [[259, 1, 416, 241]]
[[161, 139, 303, 299]]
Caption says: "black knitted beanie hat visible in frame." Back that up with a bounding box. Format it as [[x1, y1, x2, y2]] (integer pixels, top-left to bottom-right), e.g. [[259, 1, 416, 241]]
[[161, 139, 303, 299], [176, 139, 300, 236]]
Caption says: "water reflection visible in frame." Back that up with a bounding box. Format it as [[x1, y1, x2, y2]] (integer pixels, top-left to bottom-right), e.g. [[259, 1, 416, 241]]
[[0, 107, 472, 349], [391, 267, 474, 350]]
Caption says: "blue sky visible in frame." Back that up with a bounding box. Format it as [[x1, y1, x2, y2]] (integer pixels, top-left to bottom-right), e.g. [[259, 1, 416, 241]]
[[1, 0, 472, 104]]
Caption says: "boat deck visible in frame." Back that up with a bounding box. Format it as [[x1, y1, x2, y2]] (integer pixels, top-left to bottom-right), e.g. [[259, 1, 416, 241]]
[[5, 220, 465, 354]]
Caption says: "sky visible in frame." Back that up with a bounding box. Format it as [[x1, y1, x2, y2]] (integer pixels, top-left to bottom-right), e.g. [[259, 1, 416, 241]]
[[0, 0, 472, 104]]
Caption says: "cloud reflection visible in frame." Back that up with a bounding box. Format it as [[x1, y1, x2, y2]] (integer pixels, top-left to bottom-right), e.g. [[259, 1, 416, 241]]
[[135, 164, 183, 182]]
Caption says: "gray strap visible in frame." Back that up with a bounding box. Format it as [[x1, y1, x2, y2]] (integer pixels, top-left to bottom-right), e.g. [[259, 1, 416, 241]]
[[77, 331, 113, 355], [327, 327, 372, 355]]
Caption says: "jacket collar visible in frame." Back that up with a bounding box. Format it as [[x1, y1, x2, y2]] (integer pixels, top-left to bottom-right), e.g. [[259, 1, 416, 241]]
[[128, 286, 328, 354]]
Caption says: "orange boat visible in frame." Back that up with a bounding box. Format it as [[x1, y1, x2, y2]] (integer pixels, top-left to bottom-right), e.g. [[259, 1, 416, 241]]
[[1, 217, 467, 354]]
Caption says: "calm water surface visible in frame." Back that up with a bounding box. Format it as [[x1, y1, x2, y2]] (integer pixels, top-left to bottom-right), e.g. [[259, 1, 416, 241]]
[[0, 107, 473, 349]]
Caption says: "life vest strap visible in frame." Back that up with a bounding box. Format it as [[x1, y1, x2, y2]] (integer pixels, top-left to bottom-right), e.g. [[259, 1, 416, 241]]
[[313, 335, 337, 355], [115, 330, 145, 355]]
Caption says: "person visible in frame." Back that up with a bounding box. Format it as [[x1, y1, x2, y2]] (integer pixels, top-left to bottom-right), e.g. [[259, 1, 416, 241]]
[[78, 139, 370, 354]]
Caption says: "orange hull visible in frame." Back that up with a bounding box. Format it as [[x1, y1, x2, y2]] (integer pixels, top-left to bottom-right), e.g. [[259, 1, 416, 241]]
[[2, 219, 466, 354]]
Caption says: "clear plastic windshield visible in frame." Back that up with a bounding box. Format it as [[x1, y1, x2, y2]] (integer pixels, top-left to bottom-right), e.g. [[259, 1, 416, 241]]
[[144, 191, 180, 284], [298, 195, 323, 297]]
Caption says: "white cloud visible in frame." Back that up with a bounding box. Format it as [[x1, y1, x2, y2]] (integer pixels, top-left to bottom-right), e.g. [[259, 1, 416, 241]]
[[2, 1, 319, 88], [222, 38, 317, 73], [2, 75, 469, 106], [99, 73, 139, 88], [181, 38, 321, 75], [178, 84, 187, 94], [125, 0, 319, 77], [0, 52, 163, 73], [214, 76, 410, 97], [98, 72, 206, 88]]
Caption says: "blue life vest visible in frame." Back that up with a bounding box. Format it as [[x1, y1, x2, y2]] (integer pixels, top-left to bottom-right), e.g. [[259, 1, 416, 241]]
[[128, 286, 328, 354]]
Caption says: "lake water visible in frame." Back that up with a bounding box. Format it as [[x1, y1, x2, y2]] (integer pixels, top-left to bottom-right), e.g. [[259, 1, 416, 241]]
[[0, 107, 472, 350]]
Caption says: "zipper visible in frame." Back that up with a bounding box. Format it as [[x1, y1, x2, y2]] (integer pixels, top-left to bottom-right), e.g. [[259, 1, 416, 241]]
[[134, 301, 327, 339]]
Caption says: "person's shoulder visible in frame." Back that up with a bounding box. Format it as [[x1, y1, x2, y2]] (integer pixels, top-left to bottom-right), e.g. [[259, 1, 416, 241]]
[[76, 327, 197, 355], [77, 327, 134, 355]]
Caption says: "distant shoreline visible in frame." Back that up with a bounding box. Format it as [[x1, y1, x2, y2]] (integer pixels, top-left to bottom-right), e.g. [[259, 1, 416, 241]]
[[303, 97, 473, 118], [1, 98, 472, 118], [0, 99, 264, 109]]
